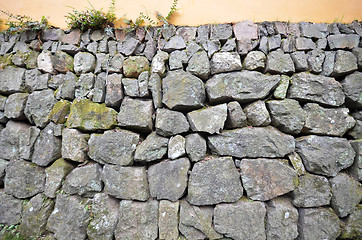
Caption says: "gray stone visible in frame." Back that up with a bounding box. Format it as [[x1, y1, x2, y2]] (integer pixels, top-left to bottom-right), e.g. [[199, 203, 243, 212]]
[[307, 49, 325, 73], [321, 51, 335, 76], [288, 72, 345, 107], [151, 50, 169, 77], [0, 66, 25, 94], [208, 126, 295, 158], [18, 194, 54, 239], [274, 22, 287, 36], [349, 140, 362, 181], [0, 41, 15, 54], [288, 152, 307, 176], [266, 197, 299, 240], [4, 93, 28, 120], [268, 34, 282, 51], [138, 71, 149, 97], [0, 192, 22, 225], [0, 95, 6, 110], [25, 69, 48, 91], [88, 129, 139, 166], [186, 50, 210, 80], [87, 193, 119, 240], [349, 120, 362, 139], [163, 36, 186, 52], [298, 208, 341, 240], [273, 75, 290, 99], [122, 78, 140, 97], [117, 97, 153, 133], [75, 73, 95, 98], [98, 39, 108, 53], [92, 72, 106, 102], [169, 50, 187, 70], [148, 158, 190, 201], [292, 173, 331, 207], [144, 41, 157, 61], [340, 204, 362, 239], [221, 38, 236, 52], [210, 24, 232, 40], [19, 126, 41, 160], [300, 22, 328, 39], [61, 128, 88, 163], [302, 103, 356, 136], [5, 159, 45, 198], [44, 158, 74, 198], [316, 38, 327, 49], [244, 100, 271, 127], [296, 135, 355, 177], [186, 41, 203, 60], [37, 51, 56, 74], [25, 89, 57, 128], [0, 112, 7, 124], [32, 123, 62, 167], [159, 200, 179, 240], [102, 165, 149, 201], [243, 51, 266, 71], [177, 27, 197, 43], [187, 104, 227, 134], [332, 50, 358, 77], [287, 22, 301, 36], [105, 73, 123, 108], [46, 194, 91, 240], [63, 164, 103, 197], [168, 135, 186, 159], [0, 159, 8, 186], [185, 133, 207, 163], [341, 71, 362, 109], [225, 101, 247, 129], [42, 29, 63, 41], [53, 50, 73, 73], [87, 41, 98, 54], [155, 108, 189, 137], [210, 52, 242, 74], [267, 99, 306, 134], [148, 73, 162, 109], [206, 39, 221, 57], [94, 53, 107, 73], [266, 50, 295, 74], [179, 222, 206, 240], [240, 158, 298, 201], [290, 51, 309, 72], [108, 53, 124, 73], [123, 56, 149, 78], [55, 72, 76, 100], [233, 20, 259, 40], [118, 37, 139, 56], [73, 52, 96, 74], [330, 172, 362, 218], [187, 157, 243, 205], [352, 47, 362, 68], [58, 44, 80, 55], [134, 132, 168, 163], [91, 30, 104, 41], [115, 199, 158, 240], [196, 25, 210, 44], [49, 73, 65, 90], [295, 37, 316, 50], [281, 36, 296, 53], [328, 34, 360, 49], [206, 71, 281, 104], [214, 199, 266, 240], [163, 70, 205, 110], [179, 200, 222, 240]]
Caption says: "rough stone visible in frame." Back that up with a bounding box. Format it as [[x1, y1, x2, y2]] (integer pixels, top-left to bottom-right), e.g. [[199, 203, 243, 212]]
[[265, 50, 295, 74], [340, 204, 362, 239], [104, 73, 123, 108], [225, 101, 247, 129], [328, 34, 360, 49], [118, 37, 140, 56], [102, 165, 149, 201], [155, 108, 189, 137], [296, 135, 355, 176], [352, 47, 362, 68], [18, 194, 54, 239], [349, 140, 362, 181], [61, 128, 88, 163], [187, 157, 243, 205], [88, 129, 139, 166], [300, 22, 328, 39], [42, 29, 63, 41], [55, 72, 76, 100], [288, 152, 306, 176], [244, 100, 271, 127], [53, 50, 73, 73], [168, 135, 186, 160], [162, 70, 205, 110], [159, 200, 179, 240], [44, 158, 74, 198], [240, 158, 298, 201], [302, 103, 355, 136], [186, 50, 210, 80], [307, 49, 325, 74], [148, 73, 163, 109], [187, 104, 227, 134], [273, 75, 290, 99], [332, 50, 358, 77], [221, 38, 236, 52], [117, 97, 153, 133], [75, 72, 95, 98], [123, 56, 149, 78], [206, 71, 281, 104], [208, 126, 295, 158], [177, 27, 197, 43], [169, 50, 187, 70], [233, 20, 259, 40], [214, 199, 266, 240], [243, 51, 266, 71], [25, 89, 57, 128], [18, 126, 40, 161], [87, 193, 119, 240], [0, 66, 25, 94], [46, 194, 90, 240], [66, 98, 118, 131], [341, 71, 362, 109], [330, 172, 362, 218], [163, 36, 187, 52], [151, 50, 169, 77], [185, 133, 207, 163], [134, 132, 168, 163], [210, 23, 232, 40], [73, 52, 96, 74], [24, 69, 47, 91], [295, 37, 316, 50], [115, 199, 158, 240], [290, 51, 309, 72], [266, 197, 299, 240], [5, 159, 45, 198], [122, 78, 140, 97], [206, 39, 221, 57], [298, 208, 341, 240], [210, 52, 242, 74], [288, 72, 345, 107], [281, 36, 296, 53], [37, 51, 56, 74], [268, 34, 282, 51], [148, 158, 190, 201], [4, 92, 28, 120], [0, 192, 22, 225], [48, 100, 70, 124]]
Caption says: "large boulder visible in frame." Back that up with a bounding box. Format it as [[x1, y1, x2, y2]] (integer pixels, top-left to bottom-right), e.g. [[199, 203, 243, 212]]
[[187, 157, 243, 205], [0, 66, 25, 94], [296, 135, 355, 176], [155, 108, 189, 137], [206, 71, 280, 104], [208, 126, 295, 158], [341, 71, 362, 109], [240, 158, 298, 201], [187, 104, 227, 134]]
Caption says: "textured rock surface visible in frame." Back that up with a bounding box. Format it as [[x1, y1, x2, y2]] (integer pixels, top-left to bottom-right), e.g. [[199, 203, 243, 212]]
[[187, 104, 227, 134], [185, 133, 207, 162], [187, 50, 210, 80], [4, 92, 28, 120], [61, 128, 89, 163], [0, 66, 25, 94], [74, 52, 96, 74], [0, 192, 23, 224], [240, 158, 298, 201], [187, 157, 243, 205], [340, 204, 362, 239], [210, 52, 242, 74], [350, 140, 362, 181], [208, 126, 295, 158], [155, 108, 189, 137], [244, 100, 271, 126], [44, 158, 74, 198], [243, 51, 266, 70], [159, 200, 179, 240], [168, 135, 186, 159], [225, 101, 247, 129], [123, 56, 149, 78], [266, 50, 295, 74], [134, 132, 168, 163], [341, 71, 362, 109], [214, 199, 266, 240]]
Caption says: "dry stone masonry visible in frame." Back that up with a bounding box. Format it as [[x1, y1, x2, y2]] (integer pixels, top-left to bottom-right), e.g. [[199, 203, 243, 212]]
[[0, 20, 362, 240]]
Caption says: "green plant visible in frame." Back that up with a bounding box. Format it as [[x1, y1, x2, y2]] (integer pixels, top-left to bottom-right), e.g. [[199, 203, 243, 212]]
[[0, 9, 49, 34], [65, 0, 116, 32], [333, 14, 345, 23]]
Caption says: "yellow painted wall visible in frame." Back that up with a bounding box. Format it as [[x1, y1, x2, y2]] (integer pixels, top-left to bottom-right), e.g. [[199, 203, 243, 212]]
[[0, 0, 361, 29]]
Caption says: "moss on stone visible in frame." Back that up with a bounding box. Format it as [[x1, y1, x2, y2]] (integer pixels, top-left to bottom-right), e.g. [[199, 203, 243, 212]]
[[48, 99, 71, 124]]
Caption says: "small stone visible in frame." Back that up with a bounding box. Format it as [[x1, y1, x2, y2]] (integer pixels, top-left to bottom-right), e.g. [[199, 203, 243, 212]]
[[123, 56, 149, 78], [244, 100, 271, 127], [187, 104, 227, 134], [186, 41, 203, 60], [155, 108, 190, 137], [341, 71, 362, 109], [177, 26, 197, 43], [221, 38, 236, 52], [268, 34, 282, 51], [206, 39, 221, 57], [243, 51, 266, 71], [332, 50, 358, 77], [151, 50, 169, 77], [91, 72, 106, 102], [122, 78, 140, 97], [48, 100, 70, 124], [185, 133, 207, 163], [54, 72, 76, 100], [42, 29, 63, 41], [61, 128, 89, 163], [0, 66, 25, 95], [159, 200, 179, 240], [265, 50, 295, 74], [210, 52, 242, 74], [148, 73, 163, 109], [105, 73, 123, 109], [273, 75, 290, 99], [0, 192, 22, 225], [134, 132, 168, 163], [186, 50, 210, 80], [287, 152, 307, 176], [4, 93, 28, 120], [210, 23, 232, 40], [281, 36, 296, 53], [307, 49, 325, 73], [19, 126, 40, 161], [44, 158, 74, 198], [73, 52, 96, 74], [225, 101, 247, 129], [317, 38, 327, 49], [25, 69, 48, 91], [352, 47, 362, 68], [290, 51, 309, 72], [168, 135, 186, 160]]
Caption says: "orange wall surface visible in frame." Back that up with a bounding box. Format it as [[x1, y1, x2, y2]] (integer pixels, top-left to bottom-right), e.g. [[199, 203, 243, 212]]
[[0, 0, 361, 29]]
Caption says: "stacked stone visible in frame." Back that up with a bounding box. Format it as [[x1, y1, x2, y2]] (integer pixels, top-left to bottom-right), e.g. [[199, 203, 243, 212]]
[[0, 20, 361, 240]]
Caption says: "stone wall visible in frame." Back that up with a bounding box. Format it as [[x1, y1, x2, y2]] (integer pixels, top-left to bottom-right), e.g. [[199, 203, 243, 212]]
[[0, 20, 361, 240]]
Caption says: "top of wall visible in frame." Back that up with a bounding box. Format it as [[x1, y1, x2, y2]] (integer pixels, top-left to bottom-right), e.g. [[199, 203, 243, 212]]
[[0, 0, 361, 30]]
